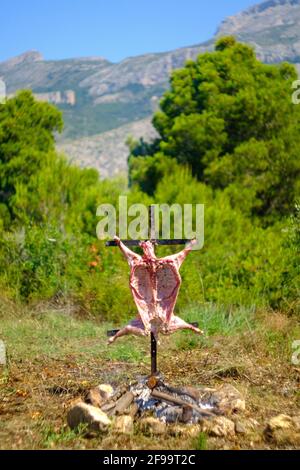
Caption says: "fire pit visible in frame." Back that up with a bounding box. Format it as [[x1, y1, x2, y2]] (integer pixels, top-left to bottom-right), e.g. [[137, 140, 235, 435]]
[[67, 378, 245, 437], [124, 377, 216, 424]]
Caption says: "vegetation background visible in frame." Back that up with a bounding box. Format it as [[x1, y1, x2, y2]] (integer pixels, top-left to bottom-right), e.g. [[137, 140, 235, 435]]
[[0, 37, 299, 319], [0, 38, 299, 450]]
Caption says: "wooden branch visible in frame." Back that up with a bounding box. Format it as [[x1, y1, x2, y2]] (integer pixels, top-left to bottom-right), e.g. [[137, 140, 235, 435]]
[[112, 385, 128, 401], [151, 389, 215, 418], [115, 391, 134, 415], [101, 402, 116, 413], [129, 402, 139, 418], [181, 405, 193, 424], [163, 383, 200, 400]]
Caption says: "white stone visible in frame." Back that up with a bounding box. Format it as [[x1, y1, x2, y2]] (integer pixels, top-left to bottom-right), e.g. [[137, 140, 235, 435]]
[[264, 414, 300, 445], [114, 415, 134, 434], [140, 417, 166, 435], [202, 384, 245, 415], [201, 416, 235, 438], [98, 384, 114, 400], [168, 424, 201, 438], [86, 384, 113, 408], [67, 402, 111, 432], [267, 414, 294, 431]]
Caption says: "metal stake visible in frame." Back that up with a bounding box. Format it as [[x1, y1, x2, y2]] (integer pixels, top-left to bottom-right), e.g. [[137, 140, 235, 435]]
[[151, 332, 157, 376], [148, 205, 158, 376]]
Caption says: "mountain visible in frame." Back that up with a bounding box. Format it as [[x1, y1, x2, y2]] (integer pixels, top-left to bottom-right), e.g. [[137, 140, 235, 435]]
[[217, 0, 300, 69], [0, 42, 213, 142], [1, 0, 300, 177], [57, 117, 157, 179]]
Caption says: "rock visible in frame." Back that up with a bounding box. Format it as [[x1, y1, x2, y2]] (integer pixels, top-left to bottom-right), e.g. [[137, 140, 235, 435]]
[[235, 421, 247, 434], [264, 414, 300, 445], [248, 418, 260, 430], [233, 417, 259, 435], [168, 424, 200, 438], [114, 415, 134, 434], [266, 414, 294, 432], [140, 417, 166, 436], [98, 384, 114, 399], [86, 388, 104, 408], [85, 384, 113, 408], [292, 415, 300, 431], [69, 397, 83, 407], [0, 340, 6, 367], [67, 401, 111, 432], [202, 384, 245, 415], [201, 416, 235, 438]]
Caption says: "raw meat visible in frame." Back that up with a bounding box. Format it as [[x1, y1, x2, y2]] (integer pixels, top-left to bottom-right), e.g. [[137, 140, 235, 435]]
[[108, 237, 203, 344]]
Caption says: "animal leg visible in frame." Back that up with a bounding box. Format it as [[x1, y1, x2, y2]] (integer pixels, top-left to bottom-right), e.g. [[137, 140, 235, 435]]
[[161, 238, 198, 269], [166, 315, 204, 335], [114, 236, 141, 266], [108, 317, 148, 344]]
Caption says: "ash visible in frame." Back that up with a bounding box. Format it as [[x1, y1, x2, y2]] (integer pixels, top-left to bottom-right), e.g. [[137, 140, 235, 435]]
[[131, 377, 215, 424]]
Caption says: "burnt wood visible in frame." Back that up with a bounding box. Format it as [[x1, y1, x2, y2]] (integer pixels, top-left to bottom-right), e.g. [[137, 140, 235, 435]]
[[115, 391, 134, 415], [151, 389, 215, 418]]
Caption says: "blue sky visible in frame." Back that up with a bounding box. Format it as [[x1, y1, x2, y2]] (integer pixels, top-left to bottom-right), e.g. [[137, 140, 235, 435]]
[[0, 0, 258, 63]]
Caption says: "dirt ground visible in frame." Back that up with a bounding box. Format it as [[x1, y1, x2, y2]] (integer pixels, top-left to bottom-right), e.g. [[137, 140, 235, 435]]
[[1, 310, 300, 450]]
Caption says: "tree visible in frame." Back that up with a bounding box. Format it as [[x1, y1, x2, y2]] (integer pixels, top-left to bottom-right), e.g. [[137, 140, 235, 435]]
[[0, 90, 63, 223], [129, 37, 300, 220]]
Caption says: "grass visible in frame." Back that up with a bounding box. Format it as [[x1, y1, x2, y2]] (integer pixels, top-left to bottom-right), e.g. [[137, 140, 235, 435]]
[[0, 309, 148, 364], [175, 304, 256, 350], [193, 432, 208, 451], [41, 423, 88, 449], [0, 304, 257, 363], [1, 302, 300, 450], [181, 304, 256, 335]]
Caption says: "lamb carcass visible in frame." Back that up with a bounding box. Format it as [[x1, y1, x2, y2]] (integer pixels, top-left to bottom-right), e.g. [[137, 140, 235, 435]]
[[108, 237, 203, 344]]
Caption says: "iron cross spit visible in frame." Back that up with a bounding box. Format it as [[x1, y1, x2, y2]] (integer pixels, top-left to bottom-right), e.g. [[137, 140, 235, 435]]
[[108, 236, 204, 345]]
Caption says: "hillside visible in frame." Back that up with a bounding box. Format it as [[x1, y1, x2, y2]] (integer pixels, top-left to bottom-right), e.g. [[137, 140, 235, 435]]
[[1, 0, 300, 176], [0, 42, 212, 142], [57, 117, 157, 179], [217, 0, 300, 68]]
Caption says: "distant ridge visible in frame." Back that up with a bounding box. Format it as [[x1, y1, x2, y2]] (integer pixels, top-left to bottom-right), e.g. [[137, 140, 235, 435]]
[[1, 50, 44, 69]]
